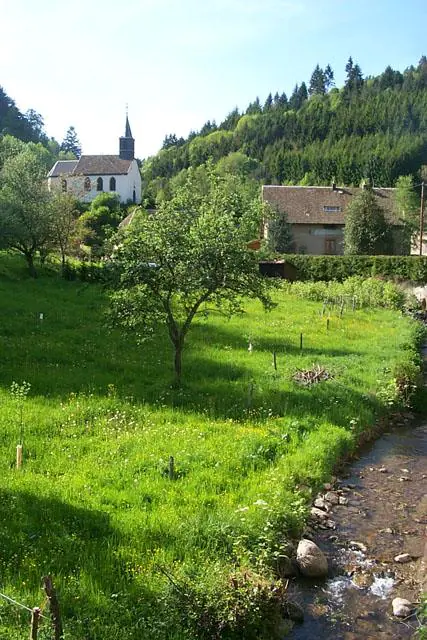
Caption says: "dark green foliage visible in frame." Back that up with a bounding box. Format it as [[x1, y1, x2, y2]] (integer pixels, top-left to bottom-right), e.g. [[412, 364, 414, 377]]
[[78, 193, 121, 256], [267, 211, 293, 253], [281, 254, 427, 283], [0, 86, 47, 144], [344, 188, 393, 254], [60, 125, 81, 158], [142, 57, 427, 204]]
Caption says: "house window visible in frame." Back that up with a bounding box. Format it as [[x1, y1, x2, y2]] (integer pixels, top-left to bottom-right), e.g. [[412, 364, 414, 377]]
[[109, 177, 116, 191], [323, 205, 342, 212], [96, 177, 103, 191], [84, 177, 91, 191], [61, 179, 67, 192]]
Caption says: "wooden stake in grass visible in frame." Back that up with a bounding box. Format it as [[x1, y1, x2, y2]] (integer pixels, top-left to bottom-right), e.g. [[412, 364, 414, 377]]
[[169, 456, 175, 481], [299, 333, 303, 352], [272, 351, 277, 371], [326, 318, 330, 331], [16, 444, 23, 469], [43, 576, 63, 640], [30, 607, 40, 640], [340, 301, 344, 318], [247, 382, 254, 409]]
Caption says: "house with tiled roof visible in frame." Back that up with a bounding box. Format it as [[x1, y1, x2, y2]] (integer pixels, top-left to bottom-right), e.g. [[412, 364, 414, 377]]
[[47, 116, 141, 204], [262, 184, 403, 255]]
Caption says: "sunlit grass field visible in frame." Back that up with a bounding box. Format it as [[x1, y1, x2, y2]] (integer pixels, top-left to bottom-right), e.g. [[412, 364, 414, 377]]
[[0, 253, 420, 639]]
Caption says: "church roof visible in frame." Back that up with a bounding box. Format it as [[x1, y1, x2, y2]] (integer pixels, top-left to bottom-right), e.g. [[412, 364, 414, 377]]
[[48, 155, 133, 178], [74, 155, 133, 175], [47, 160, 78, 177]]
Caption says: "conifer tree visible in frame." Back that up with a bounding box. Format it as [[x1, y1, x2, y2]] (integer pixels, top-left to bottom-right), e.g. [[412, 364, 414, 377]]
[[60, 126, 81, 158], [309, 65, 326, 95]]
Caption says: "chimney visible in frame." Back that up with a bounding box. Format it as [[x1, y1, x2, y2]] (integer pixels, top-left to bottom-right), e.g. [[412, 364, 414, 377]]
[[331, 182, 337, 191]]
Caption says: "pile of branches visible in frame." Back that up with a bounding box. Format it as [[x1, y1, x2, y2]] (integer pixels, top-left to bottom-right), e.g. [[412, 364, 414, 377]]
[[293, 364, 332, 386]]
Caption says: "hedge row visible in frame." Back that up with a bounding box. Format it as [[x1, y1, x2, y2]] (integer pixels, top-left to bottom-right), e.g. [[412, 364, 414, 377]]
[[282, 254, 427, 283], [62, 260, 108, 283]]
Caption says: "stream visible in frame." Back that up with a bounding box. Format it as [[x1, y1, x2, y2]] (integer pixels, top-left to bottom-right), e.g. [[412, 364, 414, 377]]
[[288, 410, 427, 638]]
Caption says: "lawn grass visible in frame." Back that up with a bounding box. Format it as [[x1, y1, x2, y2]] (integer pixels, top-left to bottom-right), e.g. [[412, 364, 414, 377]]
[[0, 252, 421, 639]]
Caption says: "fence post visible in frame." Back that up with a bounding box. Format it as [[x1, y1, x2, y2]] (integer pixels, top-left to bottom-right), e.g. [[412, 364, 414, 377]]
[[43, 576, 63, 640], [30, 607, 40, 640], [272, 351, 277, 371]]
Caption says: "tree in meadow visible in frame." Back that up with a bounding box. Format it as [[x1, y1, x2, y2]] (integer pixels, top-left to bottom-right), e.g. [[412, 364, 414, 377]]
[[0, 146, 53, 276], [109, 169, 274, 382]]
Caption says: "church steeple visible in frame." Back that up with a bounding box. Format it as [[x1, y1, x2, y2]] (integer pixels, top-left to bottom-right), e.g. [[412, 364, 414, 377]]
[[119, 110, 135, 160]]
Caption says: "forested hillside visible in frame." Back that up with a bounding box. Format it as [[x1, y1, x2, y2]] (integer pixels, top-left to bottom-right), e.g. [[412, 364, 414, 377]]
[[142, 57, 427, 205], [0, 85, 80, 167]]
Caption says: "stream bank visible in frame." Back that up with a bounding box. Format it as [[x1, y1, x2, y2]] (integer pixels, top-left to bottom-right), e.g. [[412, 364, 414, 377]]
[[289, 417, 426, 639]]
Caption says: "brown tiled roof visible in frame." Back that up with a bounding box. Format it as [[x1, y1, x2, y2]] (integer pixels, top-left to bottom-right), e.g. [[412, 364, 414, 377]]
[[47, 160, 78, 177], [262, 185, 398, 225], [73, 155, 133, 176]]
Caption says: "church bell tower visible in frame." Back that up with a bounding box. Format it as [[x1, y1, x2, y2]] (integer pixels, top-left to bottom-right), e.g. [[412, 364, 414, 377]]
[[119, 112, 135, 160]]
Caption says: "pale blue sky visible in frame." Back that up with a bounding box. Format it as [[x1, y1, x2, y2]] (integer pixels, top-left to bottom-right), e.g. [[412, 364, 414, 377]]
[[0, 0, 425, 159]]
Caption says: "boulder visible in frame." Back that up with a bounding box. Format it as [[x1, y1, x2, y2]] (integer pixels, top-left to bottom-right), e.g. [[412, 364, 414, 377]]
[[296, 539, 328, 578], [324, 491, 339, 505], [392, 597, 413, 618]]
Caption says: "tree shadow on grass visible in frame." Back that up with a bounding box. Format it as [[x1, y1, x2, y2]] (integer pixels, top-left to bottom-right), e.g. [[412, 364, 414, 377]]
[[189, 320, 364, 358], [0, 489, 121, 590]]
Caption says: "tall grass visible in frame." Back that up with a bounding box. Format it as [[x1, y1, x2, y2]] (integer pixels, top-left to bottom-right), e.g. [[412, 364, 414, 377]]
[[0, 253, 421, 639]]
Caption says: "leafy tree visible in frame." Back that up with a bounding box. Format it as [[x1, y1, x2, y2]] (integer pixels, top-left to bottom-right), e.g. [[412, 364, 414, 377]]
[[50, 192, 80, 271], [77, 192, 121, 257], [267, 208, 293, 253], [109, 170, 274, 382], [60, 126, 81, 158], [0, 146, 53, 276], [344, 188, 392, 255]]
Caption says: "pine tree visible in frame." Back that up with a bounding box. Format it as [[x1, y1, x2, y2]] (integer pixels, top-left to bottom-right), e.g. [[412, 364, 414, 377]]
[[324, 64, 335, 91], [60, 126, 81, 158], [263, 93, 273, 112], [309, 64, 326, 95]]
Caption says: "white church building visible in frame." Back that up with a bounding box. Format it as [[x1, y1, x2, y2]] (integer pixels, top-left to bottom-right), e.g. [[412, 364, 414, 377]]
[[47, 116, 142, 204]]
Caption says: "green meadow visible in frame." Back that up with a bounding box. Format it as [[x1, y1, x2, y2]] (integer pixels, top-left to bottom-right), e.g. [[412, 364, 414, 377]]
[[0, 253, 421, 639]]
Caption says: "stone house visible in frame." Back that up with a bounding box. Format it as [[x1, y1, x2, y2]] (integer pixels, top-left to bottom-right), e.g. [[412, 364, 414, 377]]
[[262, 184, 402, 255]]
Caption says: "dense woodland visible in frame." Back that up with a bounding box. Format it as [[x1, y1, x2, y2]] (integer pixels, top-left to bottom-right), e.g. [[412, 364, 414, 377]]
[[141, 57, 427, 205]]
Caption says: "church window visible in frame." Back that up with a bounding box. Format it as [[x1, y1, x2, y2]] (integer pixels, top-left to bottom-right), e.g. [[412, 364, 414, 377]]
[[84, 177, 91, 191], [109, 177, 116, 191], [97, 177, 103, 191], [61, 179, 67, 192]]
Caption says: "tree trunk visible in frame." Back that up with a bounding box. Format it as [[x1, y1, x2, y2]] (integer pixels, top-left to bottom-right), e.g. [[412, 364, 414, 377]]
[[25, 253, 37, 278], [174, 341, 183, 385]]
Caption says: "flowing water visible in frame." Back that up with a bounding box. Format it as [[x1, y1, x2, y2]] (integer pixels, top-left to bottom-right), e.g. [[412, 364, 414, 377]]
[[289, 419, 427, 639]]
